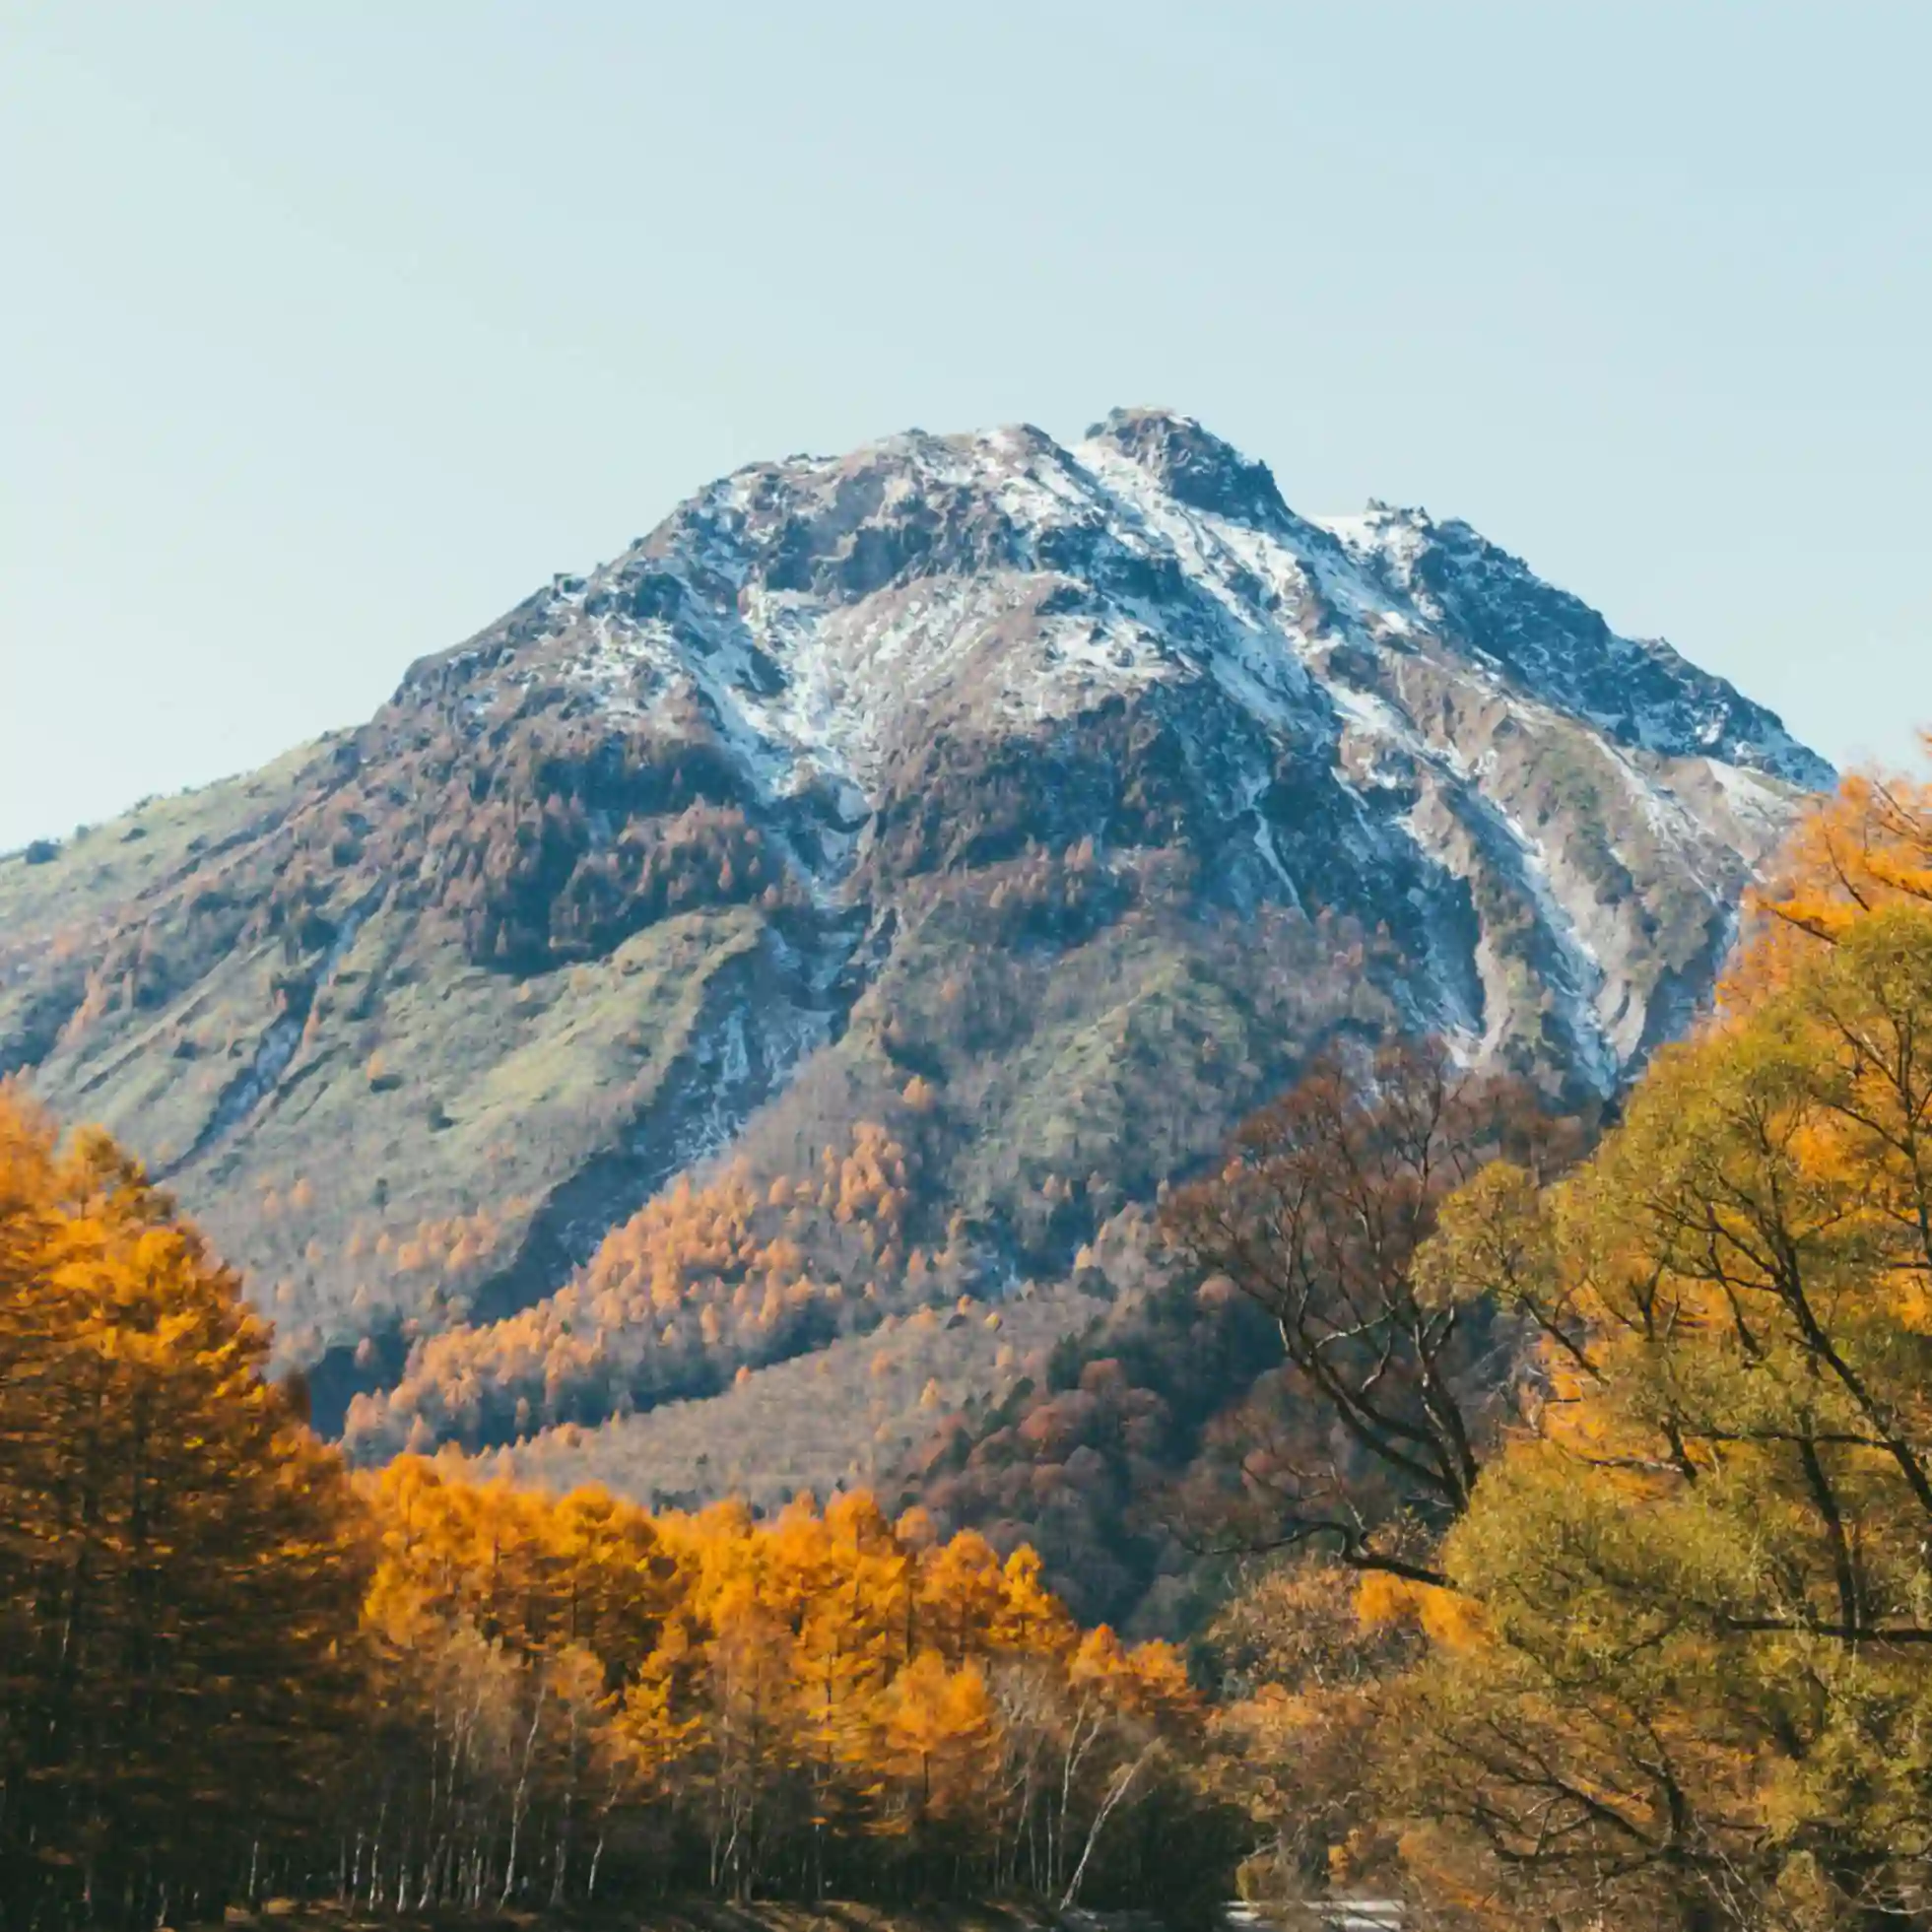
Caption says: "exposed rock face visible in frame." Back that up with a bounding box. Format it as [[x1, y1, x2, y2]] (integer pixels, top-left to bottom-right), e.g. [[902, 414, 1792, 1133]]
[[0, 407, 1827, 1474], [401, 404, 1819, 1077]]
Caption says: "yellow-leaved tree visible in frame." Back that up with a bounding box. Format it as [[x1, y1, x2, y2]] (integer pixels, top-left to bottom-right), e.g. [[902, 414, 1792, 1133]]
[[0, 1091, 366, 1932], [1379, 756, 1932, 1932], [1173, 746, 1932, 1932]]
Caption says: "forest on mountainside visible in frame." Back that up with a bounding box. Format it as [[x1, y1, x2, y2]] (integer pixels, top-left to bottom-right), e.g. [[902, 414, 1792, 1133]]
[[0, 1097, 1229, 1932], [9, 747, 1932, 1932]]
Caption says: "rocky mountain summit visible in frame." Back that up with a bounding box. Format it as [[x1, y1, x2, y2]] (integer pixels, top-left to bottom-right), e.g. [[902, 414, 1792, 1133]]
[[0, 408, 1827, 1502]]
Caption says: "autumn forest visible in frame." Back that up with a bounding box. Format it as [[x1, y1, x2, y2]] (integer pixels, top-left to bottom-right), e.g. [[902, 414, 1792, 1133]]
[[9, 753, 1932, 1932]]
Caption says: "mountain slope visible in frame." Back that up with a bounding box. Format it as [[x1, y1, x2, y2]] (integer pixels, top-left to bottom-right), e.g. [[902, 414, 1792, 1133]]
[[2, 407, 1826, 1491]]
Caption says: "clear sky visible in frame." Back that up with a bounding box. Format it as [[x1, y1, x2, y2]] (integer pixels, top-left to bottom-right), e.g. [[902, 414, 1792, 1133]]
[[3, 2, 1927, 850]]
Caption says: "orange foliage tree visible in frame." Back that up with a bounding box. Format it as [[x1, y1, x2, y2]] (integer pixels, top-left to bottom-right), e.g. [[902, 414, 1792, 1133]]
[[0, 1092, 366, 1932]]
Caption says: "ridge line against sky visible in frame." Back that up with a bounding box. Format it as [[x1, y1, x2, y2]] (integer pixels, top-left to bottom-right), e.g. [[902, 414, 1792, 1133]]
[[3, 0, 1928, 850]]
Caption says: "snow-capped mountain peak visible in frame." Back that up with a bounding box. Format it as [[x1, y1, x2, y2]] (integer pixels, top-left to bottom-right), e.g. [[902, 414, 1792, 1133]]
[[386, 407, 1829, 1093]]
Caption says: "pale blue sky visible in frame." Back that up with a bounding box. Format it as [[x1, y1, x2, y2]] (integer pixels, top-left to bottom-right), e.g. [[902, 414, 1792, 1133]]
[[3, 2, 1927, 850]]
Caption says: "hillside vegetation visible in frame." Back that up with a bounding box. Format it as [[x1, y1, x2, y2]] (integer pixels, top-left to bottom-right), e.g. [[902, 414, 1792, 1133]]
[[10, 750, 1932, 1932]]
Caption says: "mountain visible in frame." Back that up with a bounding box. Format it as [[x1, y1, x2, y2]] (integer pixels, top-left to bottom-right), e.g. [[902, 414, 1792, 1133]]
[[0, 407, 1827, 1523]]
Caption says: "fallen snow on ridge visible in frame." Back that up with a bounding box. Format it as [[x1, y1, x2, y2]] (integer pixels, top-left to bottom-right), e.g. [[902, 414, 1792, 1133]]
[[449, 406, 1828, 1089]]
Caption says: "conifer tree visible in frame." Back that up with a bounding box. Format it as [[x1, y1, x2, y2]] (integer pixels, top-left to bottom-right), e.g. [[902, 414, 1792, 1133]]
[[0, 1095, 365, 1932]]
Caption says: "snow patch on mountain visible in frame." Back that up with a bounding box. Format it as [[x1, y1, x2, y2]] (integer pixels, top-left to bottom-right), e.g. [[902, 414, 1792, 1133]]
[[402, 406, 1830, 1093]]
